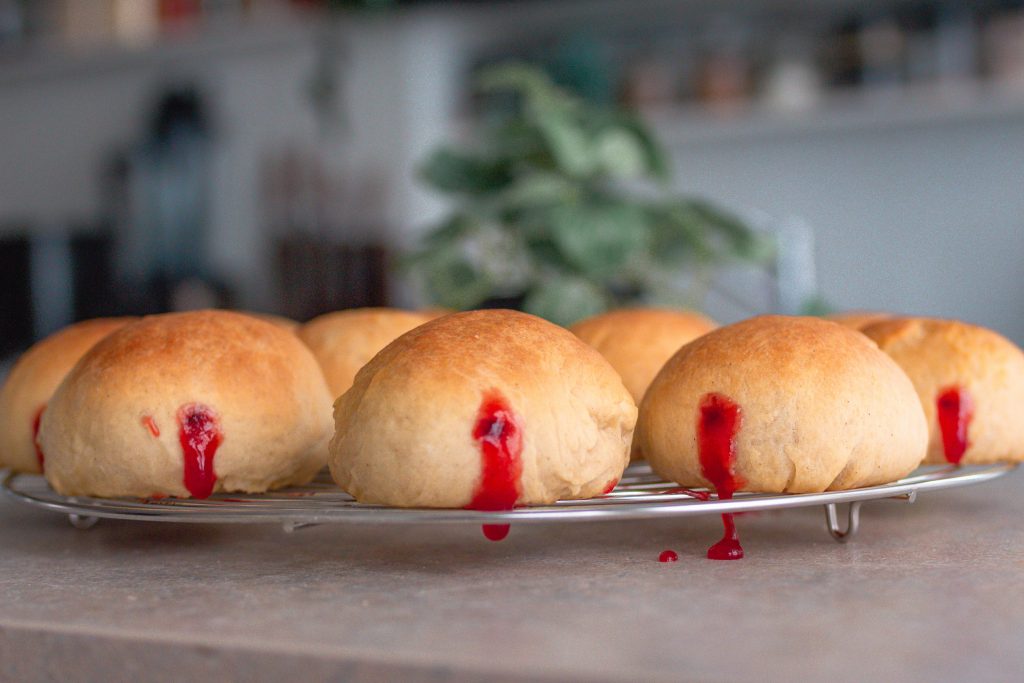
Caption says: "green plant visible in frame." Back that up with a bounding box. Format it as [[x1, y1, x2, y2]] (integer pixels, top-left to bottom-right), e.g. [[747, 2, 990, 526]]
[[409, 63, 773, 326]]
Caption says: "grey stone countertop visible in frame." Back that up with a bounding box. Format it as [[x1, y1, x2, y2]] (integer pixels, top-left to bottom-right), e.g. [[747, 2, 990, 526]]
[[1, 469, 1023, 683]]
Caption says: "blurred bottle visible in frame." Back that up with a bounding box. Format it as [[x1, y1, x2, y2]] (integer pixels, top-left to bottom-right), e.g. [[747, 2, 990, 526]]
[[984, 7, 1024, 92], [762, 36, 823, 113], [859, 13, 905, 91], [113, 85, 222, 312]]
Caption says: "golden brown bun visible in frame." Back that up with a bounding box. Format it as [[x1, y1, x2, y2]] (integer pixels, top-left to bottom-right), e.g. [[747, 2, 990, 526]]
[[862, 317, 1024, 464], [827, 311, 894, 330], [569, 308, 717, 404], [38, 310, 333, 498], [297, 308, 435, 399], [0, 318, 134, 473], [329, 309, 637, 507], [636, 315, 927, 493]]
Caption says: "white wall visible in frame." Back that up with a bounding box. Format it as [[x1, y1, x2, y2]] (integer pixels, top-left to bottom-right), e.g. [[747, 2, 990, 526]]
[[672, 116, 1024, 343], [2, 11, 1023, 343]]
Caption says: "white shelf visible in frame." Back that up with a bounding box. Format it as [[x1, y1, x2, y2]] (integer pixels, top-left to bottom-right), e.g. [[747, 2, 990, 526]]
[[0, 16, 314, 88], [648, 82, 1024, 146]]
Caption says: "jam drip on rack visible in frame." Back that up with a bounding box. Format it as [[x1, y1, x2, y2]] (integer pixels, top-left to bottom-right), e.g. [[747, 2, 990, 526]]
[[698, 393, 744, 560], [936, 387, 973, 465], [142, 415, 161, 438], [467, 391, 522, 542], [177, 403, 223, 499], [658, 550, 679, 563], [665, 487, 711, 501], [31, 405, 46, 470]]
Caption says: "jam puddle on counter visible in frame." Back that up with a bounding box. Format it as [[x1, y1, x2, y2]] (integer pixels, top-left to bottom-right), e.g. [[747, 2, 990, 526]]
[[178, 403, 223, 499], [468, 391, 523, 542], [937, 387, 973, 465], [698, 393, 745, 560]]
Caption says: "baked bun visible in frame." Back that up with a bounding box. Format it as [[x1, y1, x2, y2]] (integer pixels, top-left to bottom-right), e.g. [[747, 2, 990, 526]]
[[297, 308, 435, 399], [569, 307, 717, 404], [636, 315, 927, 494], [861, 317, 1024, 465], [0, 318, 133, 473], [329, 309, 636, 509], [38, 310, 333, 498], [827, 311, 893, 330]]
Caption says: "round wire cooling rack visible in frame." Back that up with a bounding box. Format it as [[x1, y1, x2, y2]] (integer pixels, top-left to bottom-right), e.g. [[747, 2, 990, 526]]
[[1, 462, 1016, 543]]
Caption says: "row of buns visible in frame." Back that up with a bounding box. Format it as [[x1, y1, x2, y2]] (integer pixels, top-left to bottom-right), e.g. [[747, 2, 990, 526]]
[[1, 305, 1022, 513]]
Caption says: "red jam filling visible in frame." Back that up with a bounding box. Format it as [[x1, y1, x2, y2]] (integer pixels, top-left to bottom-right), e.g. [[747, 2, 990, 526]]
[[602, 479, 619, 495], [177, 403, 223, 499], [937, 387, 973, 465], [665, 487, 712, 501], [31, 405, 46, 470], [698, 393, 745, 560], [658, 550, 679, 563], [467, 391, 522, 542], [142, 415, 161, 438]]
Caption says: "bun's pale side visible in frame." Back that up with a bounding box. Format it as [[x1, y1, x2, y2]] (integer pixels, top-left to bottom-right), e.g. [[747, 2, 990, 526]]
[[0, 318, 133, 473], [297, 308, 435, 399], [862, 317, 1024, 464], [569, 308, 717, 404], [827, 311, 894, 330], [329, 310, 637, 508], [38, 310, 333, 498], [636, 316, 928, 493]]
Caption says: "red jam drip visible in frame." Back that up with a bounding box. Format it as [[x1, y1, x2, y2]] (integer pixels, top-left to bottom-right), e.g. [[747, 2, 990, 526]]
[[658, 550, 679, 563], [142, 415, 161, 438], [31, 405, 46, 470], [177, 403, 223, 499], [467, 392, 522, 542], [665, 487, 711, 501], [698, 393, 745, 561], [937, 387, 973, 465], [602, 479, 619, 495], [707, 514, 744, 560]]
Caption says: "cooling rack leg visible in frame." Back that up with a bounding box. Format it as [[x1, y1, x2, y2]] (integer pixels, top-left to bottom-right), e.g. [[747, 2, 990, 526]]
[[824, 502, 861, 543], [68, 514, 98, 530]]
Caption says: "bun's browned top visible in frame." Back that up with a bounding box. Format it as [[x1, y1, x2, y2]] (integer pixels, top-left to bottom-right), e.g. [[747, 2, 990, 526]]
[[570, 308, 717, 404], [297, 308, 435, 399]]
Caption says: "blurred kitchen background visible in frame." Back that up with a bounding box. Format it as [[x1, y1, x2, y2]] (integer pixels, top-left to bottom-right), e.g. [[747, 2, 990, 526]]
[[2, 0, 1024, 365]]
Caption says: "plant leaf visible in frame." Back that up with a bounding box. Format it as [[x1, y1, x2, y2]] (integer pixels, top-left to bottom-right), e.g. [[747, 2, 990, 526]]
[[611, 114, 671, 181], [550, 202, 650, 276], [593, 128, 648, 179], [535, 110, 594, 177], [419, 148, 511, 195], [421, 248, 493, 310], [522, 274, 607, 326]]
